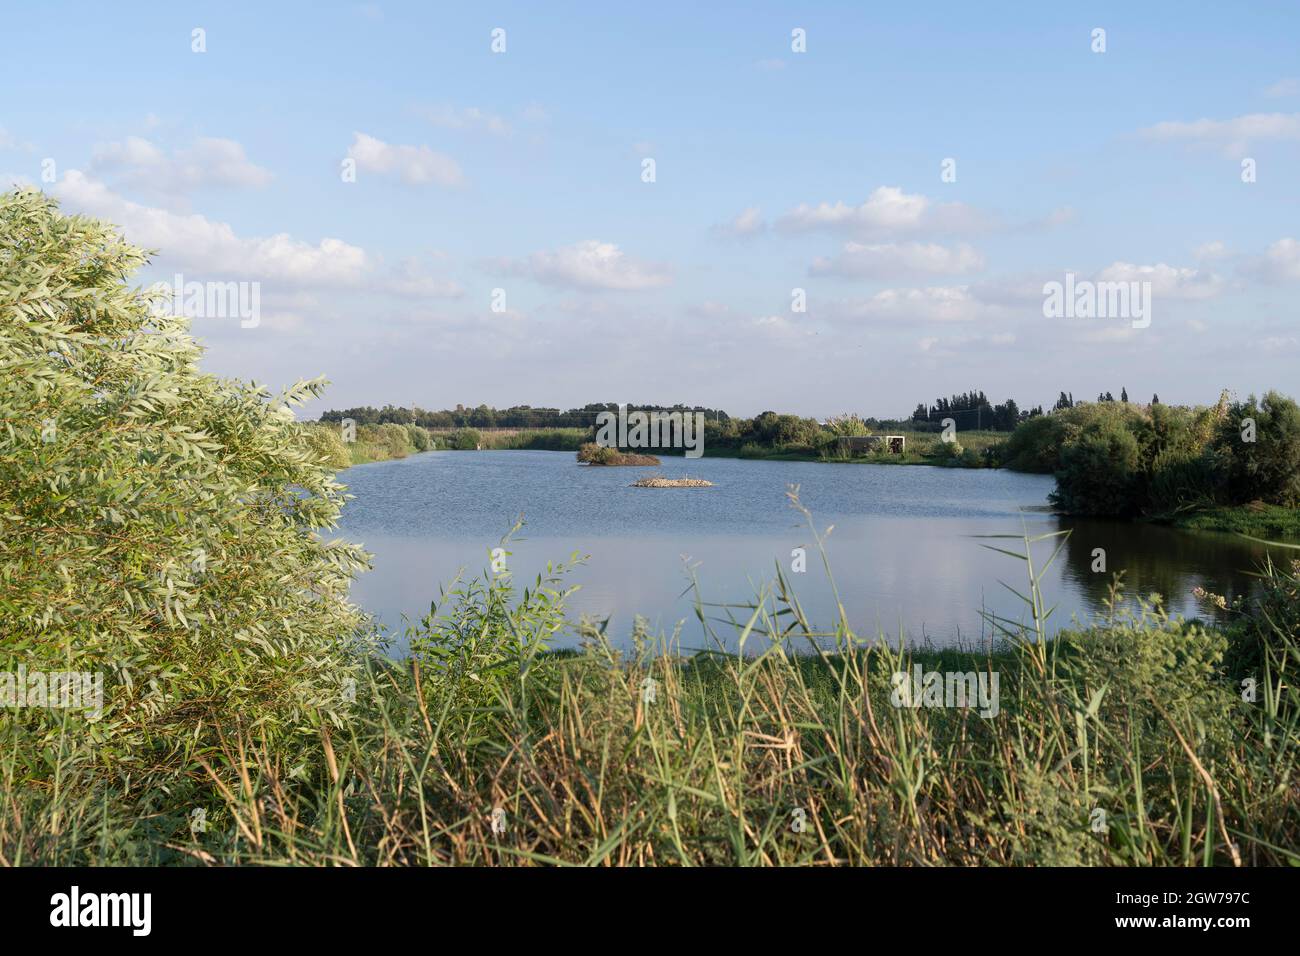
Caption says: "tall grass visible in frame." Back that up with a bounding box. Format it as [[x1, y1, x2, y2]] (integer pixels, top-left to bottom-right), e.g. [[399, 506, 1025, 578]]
[[2, 492, 1295, 866]]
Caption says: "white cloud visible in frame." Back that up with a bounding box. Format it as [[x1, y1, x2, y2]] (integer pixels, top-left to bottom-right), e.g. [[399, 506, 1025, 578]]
[[751, 313, 813, 341], [1264, 78, 1300, 98], [420, 105, 512, 137], [1095, 261, 1224, 300], [54, 171, 369, 286], [776, 186, 991, 238], [346, 132, 463, 186], [1260, 334, 1300, 350], [386, 256, 465, 298], [92, 136, 273, 191], [1248, 237, 1300, 282], [494, 240, 671, 291], [916, 331, 1015, 355], [712, 206, 765, 239], [1139, 112, 1300, 156], [828, 286, 984, 323], [1193, 240, 1229, 260], [811, 241, 985, 279]]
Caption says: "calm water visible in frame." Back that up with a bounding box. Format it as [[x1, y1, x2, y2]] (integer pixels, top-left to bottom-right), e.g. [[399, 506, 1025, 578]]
[[332, 450, 1281, 653]]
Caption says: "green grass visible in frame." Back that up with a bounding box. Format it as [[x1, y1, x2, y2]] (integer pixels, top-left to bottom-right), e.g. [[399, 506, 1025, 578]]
[[1166, 503, 1300, 540], [4, 494, 1296, 867]]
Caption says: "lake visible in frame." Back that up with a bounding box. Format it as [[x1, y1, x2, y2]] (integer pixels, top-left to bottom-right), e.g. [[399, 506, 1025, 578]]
[[333, 450, 1280, 653]]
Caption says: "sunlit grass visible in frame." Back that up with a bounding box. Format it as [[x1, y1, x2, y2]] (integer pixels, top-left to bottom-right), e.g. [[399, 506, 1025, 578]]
[[3, 491, 1294, 867]]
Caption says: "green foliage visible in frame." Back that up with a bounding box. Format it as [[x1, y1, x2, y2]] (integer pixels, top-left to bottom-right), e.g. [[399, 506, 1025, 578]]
[[1213, 391, 1300, 507], [1006, 394, 1300, 518], [1172, 502, 1300, 538], [301, 422, 353, 470], [745, 411, 823, 450], [448, 428, 481, 450], [993, 414, 1066, 473], [1145, 446, 1220, 515], [825, 413, 871, 437], [0, 188, 374, 783], [1051, 418, 1142, 515], [485, 428, 586, 451], [367, 422, 411, 459], [404, 423, 431, 453], [576, 442, 616, 464]]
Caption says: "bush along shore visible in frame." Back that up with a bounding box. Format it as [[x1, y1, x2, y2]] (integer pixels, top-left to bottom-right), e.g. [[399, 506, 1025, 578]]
[[3, 191, 1298, 866], [998, 390, 1300, 539]]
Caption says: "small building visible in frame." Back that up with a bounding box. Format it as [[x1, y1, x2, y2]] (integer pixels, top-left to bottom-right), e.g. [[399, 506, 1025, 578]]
[[837, 435, 905, 455]]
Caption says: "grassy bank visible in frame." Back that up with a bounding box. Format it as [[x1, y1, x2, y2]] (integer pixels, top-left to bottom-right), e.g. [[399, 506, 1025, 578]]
[[1166, 503, 1300, 540], [428, 427, 587, 452], [301, 423, 589, 469]]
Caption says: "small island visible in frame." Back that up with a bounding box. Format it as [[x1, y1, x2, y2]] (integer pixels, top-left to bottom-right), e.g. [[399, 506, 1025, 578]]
[[577, 443, 660, 466], [631, 475, 714, 488]]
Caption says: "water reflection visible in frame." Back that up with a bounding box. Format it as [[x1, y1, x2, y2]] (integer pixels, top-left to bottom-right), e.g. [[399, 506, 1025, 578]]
[[1057, 517, 1274, 614], [331, 451, 1288, 653]]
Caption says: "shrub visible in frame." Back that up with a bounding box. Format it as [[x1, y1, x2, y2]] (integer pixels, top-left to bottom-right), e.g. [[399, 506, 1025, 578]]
[[826, 414, 871, 437], [1214, 392, 1300, 506], [448, 428, 481, 450], [376, 422, 411, 459], [933, 438, 964, 463], [577, 442, 619, 464], [405, 423, 431, 452], [1001, 414, 1067, 473], [1051, 420, 1142, 515], [0, 189, 372, 780], [301, 422, 353, 470], [1146, 446, 1221, 516]]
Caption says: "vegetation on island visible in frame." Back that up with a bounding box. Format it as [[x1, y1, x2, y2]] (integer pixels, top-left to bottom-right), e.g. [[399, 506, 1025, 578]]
[[576, 443, 660, 466]]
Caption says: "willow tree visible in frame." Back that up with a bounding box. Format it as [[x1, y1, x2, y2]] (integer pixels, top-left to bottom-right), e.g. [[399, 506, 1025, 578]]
[[0, 189, 372, 777]]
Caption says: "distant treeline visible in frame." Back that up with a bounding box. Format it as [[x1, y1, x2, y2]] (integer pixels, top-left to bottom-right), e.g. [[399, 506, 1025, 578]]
[[317, 403, 728, 430], [318, 389, 1155, 438], [910, 390, 1048, 432]]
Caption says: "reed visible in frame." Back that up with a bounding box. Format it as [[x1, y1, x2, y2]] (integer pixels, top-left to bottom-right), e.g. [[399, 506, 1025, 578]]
[[2, 492, 1295, 867]]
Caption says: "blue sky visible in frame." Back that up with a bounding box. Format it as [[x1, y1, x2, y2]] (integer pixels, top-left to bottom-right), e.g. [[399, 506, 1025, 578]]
[[4, 1, 1299, 417]]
